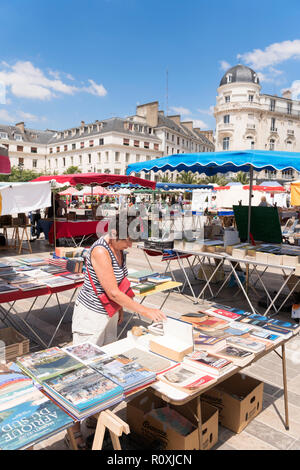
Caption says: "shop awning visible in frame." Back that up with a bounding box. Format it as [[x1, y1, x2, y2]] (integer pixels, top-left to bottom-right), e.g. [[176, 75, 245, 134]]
[[31, 173, 156, 189], [0, 146, 11, 175]]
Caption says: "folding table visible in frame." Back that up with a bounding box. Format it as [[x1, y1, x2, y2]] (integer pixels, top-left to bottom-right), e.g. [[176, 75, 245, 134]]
[[0, 279, 84, 349]]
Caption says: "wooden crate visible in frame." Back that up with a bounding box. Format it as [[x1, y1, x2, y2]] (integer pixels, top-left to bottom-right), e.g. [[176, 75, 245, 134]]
[[0, 327, 29, 362]]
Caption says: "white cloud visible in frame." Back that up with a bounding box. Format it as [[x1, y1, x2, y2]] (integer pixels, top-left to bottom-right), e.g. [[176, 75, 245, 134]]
[[17, 111, 39, 122], [284, 80, 300, 99], [197, 105, 214, 116], [190, 119, 209, 129], [170, 106, 191, 115], [0, 60, 107, 101], [238, 39, 300, 70], [0, 109, 16, 122], [84, 79, 107, 97], [220, 60, 231, 71]]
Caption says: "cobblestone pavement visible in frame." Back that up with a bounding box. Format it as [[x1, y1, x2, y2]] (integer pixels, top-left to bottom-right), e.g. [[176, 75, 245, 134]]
[[1, 239, 299, 450]]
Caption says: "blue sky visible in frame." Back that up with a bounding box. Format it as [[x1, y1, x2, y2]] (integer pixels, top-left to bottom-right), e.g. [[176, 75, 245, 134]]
[[1, 0, 300, 132]]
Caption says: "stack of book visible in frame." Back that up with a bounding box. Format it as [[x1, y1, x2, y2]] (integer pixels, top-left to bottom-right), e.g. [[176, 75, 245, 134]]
[[127, 270, 171, 294], [16, 347, 124, 420], [157, 363, 216, 395], [0, 363, 73, 450]]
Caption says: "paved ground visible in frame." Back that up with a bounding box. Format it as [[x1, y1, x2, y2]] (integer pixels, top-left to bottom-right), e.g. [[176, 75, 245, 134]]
[[0, 236, 300, 450]]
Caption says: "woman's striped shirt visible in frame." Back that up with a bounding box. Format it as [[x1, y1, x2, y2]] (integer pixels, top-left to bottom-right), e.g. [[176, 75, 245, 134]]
[[77, 237, 128, 315]]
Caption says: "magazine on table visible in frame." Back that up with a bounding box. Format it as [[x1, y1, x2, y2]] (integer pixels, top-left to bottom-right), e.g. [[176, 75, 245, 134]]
[[121, 347, 172, 373], [214, 345, 255, 367], [0, 363, 33, 404], [183, 350, 236, 377], [193, 333, 227, 352], [225, 336, 266, 353]]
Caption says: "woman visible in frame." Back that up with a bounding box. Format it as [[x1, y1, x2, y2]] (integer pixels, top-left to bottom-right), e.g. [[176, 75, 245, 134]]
[[72, 213, 166, 346]]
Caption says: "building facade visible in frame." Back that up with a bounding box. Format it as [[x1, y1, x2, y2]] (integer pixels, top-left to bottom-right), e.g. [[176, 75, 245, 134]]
[[214, 64, 300, 181], [0, 101, 214, 181]]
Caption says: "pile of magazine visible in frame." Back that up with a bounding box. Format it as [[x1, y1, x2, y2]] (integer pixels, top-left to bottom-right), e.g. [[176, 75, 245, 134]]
[[16, 347, 124, 420], [0, 363, 73, 450]]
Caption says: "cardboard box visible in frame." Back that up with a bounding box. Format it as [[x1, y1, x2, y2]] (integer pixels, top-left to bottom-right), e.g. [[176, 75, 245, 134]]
[[0, 327, 29, 362], [267, 254, 283, 266], [149, 318, 193, 362], [127, 389, 218, 450], [201, 373, 264, 434], [282, 255, 300, 267], [197, 264, 224, 284], [255, 251, 269, 264]]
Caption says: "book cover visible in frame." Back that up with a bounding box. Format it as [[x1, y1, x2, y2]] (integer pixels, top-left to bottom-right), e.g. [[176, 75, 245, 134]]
[[12, 281, 47, 291], [43, 366, 123, 411], [0, 284, 19, 293], [192, 316, 229, 331], [61, 273, 85, 281], [157, 363, 216, 394], [132, 282, 156, 294], [206, 307, 242, 321], [147, 275, 172, 284], [43, 277, 74, 287], [127, 270, 158, 282], [63, 342, 106, 365], [0, 387, 73, 450], [0, 363, 32, 400], [17, 347, 83, 383], [91, 355, 156, 391], [193, 333, 227, 352], [184, 351, 233, 376], [261, 324, 292, 336], [226, 336, 266, 353], [250, 329, 280, 342], [215, 346, 254, 366]]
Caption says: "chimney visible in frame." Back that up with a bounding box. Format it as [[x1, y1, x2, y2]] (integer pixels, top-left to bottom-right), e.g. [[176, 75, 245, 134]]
[[136, 101, 159, 127], [168, 115, 181, 125], [15, 122, 25, 133], [182, 121, 194, 131], [81, 120, 85, 127], [282, 89, 292, 100]]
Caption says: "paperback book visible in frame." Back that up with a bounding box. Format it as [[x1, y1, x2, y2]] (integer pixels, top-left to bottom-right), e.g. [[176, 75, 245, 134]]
[[0, 284, 19, 294], [121, 348, 171, 373], [214, 346, 254, 367], [183, 351, 235, 377], [226, 336, 266, 353], [0, 363, 33, 403], [127, 270, 159, 282], [193, 333, 227, 352], [157, 363, 216, 395]]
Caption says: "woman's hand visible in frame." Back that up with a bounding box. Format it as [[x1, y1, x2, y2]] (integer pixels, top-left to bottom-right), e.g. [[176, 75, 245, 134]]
[[142, 308, 167, 323]]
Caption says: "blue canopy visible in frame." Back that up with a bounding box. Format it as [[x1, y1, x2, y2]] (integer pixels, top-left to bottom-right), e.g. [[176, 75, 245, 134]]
[[156, 182, 213, 191], [126, 150, 300, 176]]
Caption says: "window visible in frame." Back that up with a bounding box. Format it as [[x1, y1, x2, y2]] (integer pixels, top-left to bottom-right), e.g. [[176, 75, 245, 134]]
[[287, 102, 292, 115], [79, 155, 82, 165], [125, 153, 130, 163], [129, 123, 133, 131], [134, 140, 139, 147], [177, 137, 180, 145], [166, 133, 169, 140], [17, 145, 23, 152], [136, 154, 140, 162], [166, 146, 169, 154], [105, 152, 109, 162], [115, 152, 120, 162], [32, 159, 37, 168], [123, 138, 129, 146], [89, 140, 94, 147], [56, 146, 60, 153], [55, 158, 58, 166], [248, 95, 254, 102], [31, 147, 37, 153], [64, 145, 68, 152], [182, 139, 184, 146], [282, 169, 293, 179], [80, 142, 84, 148], [15, 134, 22, 141], [287, 140, 293, 151], [224, 115, 230, 124], [98, 152, 101, 162], [144, 142, 149, 149], [146, 155, 151, 161], [223, 137, 230, 151], [225, 95, 231, 103], [246, 136, 255, 149], [71, 156, 74, 165], [154, 143, 159, 151], [0, 132, 8, 139], [18, 158, 24, 166], [63, 157, 66, 166], [99, 138, 104, 145], [171, 134, 174, 142], [271, 118, 276, 132], [269, 139, 275, 150], [48, 160, 51, 168], [226, 74, 232, 83], [72, 143, 76, 150], [88, 154, 91, 164], [49, 148, 53, 154], [114, 169, 121, 175], [270, 99, 276, 111]]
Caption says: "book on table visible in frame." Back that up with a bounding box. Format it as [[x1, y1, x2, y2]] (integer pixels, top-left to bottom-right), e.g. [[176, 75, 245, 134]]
[[42, 365, 124, 420], [225, 335, 266, 353], [61, 273, 85, 282], [120, 347, 172, 373], [149, 317, 194, 362], [0, 363, 33, 404], [250, 328, 281, 343], [11, 281, 47, 291], [183, 350, 236, 377], [131, 282, 156, 294], [90, 355, 156, 394], [127, 270, 159, 282], [18, 258, 47, 266], [42, 276, 75, 288], [193, 332, 227, 352], [146, 275, 172, 284], [0, 385, 74, 450], [62, 341, 107, 365], [213, 345, 255, 367], [157, 363, 216, 395]]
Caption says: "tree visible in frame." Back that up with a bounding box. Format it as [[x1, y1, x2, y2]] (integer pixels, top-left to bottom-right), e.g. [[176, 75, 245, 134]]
[[230, 171, 249, 184], [0, 166, 44, 183], [63, 166, 82, 174], [199, 174, 228, 186], [176, 171, 199, 185], [158, 175, 172, 183]]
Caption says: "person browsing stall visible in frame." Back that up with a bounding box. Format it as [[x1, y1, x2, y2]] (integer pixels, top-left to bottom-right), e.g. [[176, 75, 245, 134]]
[[72, 213, 167, 346]]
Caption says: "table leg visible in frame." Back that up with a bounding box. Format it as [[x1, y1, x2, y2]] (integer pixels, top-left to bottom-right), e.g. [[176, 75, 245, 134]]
[[67, 428, 78, 450], [281, 344, 290, 431], [196, 396, 203, 450]]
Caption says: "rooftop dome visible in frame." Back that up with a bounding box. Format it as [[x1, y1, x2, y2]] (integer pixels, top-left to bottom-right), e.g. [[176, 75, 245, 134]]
[[220, 64, 259, 86]]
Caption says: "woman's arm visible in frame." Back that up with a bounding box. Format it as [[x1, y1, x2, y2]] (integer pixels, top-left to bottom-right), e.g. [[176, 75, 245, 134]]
[[91, 247, 166, 322]]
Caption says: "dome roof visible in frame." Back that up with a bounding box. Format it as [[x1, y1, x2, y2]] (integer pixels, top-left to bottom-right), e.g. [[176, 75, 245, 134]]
[[220, 64, 259, 86]]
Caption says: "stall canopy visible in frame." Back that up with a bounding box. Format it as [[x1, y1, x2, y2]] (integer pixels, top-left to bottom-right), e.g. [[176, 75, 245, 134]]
[[31, 173, 156, 189], [77, 185, 113, 196], [59, 187, 79, 196], [0, 181, 51, 215], [126, 150, 300, 176], [290, 180, 300, 206], [0, 146, 11, 175]]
